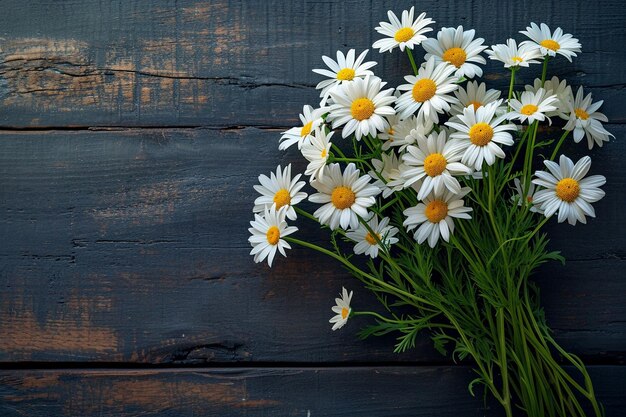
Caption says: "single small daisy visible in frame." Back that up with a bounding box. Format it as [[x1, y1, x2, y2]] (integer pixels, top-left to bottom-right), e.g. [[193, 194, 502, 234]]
[[520, 23, 581, 62], [248, 205, 298, 267], [309, 163, 381, 230], [525, 76, 572, 118], [382, 116, 434, 152], [372, 7, 434, 53], [532, 155, 606, 225], [253, 164, 307, 221], [508, 88, 558, 125], [422, 26, 488, 79], [395, 57, 459, 123], [403, 187, 473, 248], [327, 75, 396, 140], [446, 100, 517, 171], [330, 287, 353, 331], [301, 128, 333, 182], [402, 130, 471, 200], [279, 105, 328, 150], [370, 151, 404, 198], [563, 86, 613, 149], [346, 214, 399, 258], [378, 114, 401, 143], [512, 177, 542, 214], [485, 38, 543, 68], [313, 49, 377, 106], [450, 81, 502, 117]]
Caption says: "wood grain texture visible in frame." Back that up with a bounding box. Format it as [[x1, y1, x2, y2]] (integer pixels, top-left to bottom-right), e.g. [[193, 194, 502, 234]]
[[0, 0, 624, 128], [1, 366, 625, 417], [1, 0, 625, 415], [1, 127, 624, 364]]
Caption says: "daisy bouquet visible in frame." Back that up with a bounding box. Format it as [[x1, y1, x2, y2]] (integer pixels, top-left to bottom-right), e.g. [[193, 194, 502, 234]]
[[249, 8, 611, 417]]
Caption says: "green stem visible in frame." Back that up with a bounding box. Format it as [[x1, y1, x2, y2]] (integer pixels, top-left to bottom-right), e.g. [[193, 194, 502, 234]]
[[285, 236, 436, 309], [406, 48, 418, 75], [507, 67, 517, 111], [523, 121, 539, 199], [331, 143, 347, 159], [294, 206, 319, 223], [540, 57, 550, 86], [549, 130, 571, 161], [498, 308, 513, 417]]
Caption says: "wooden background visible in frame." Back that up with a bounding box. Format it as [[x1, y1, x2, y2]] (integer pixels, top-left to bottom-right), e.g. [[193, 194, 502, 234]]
[[0, 1, 624, 415]]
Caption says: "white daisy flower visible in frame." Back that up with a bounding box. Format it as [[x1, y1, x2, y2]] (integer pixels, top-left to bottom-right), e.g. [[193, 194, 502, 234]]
[[422, 26, 488, 79], [563, 86, 613, 149], [395, 57, 459, 123], [248, 205, 298, 267], [508, 88, 558, 125], [512, 177, 543, 214], [346, 214, 399, 258], [301, 128, 333, 181], [402, 130, 471, 200], [279, 105, 328, 150], [327, 75, 396, 140], [378, 114, 401, 143], [532, 155, 606, 225], [486, 38, 543, 68], [525, 76, 572, 117], [309, 163, 381, 230], [330, 287, 353, 331], [372, 7, 434, 53], [253, 164, 307, 221], [520, 23, 581, 62], [446, 100, 517, 171], [370, 151, 404, 198], [450, 81, 501, 117], [313, 49, 377, 106], [382, 116, 434, 152], [403, 187, 473, 248]]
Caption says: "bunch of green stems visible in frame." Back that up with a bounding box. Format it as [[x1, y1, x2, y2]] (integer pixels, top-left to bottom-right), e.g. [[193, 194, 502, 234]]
[[286, 53, 603, 417]]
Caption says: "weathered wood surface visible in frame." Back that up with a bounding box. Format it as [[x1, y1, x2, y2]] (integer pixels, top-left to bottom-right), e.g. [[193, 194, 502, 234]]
[[1, 366, 624, 417], [0, 0, 625, 128], [0, 127, 624, 364], [0, 0, 625, 415]]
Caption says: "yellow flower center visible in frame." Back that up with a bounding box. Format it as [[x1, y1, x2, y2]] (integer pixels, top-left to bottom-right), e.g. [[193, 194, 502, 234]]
[[388, 127, 395, 135], [555, 178, 580, 202], [394, 27, 415, 43], [425, 199, 448, 223], [575, 108, 589, 120], [331, 186, 356, 209], [468, 100, 482, 111], [512, 56, 523, 63], [301, 120, 313, 137], [273, 189, 291, 209], [365, 232, 381, 245], [321, 148, 327, 158], [336, 68, 356, 81], [341, 307, 349, 319], [442, 47, 467, 68], [412, 78, 437, 103], [423, 153, 448, 177], [527, 196, 533, 203], [266, 226, 280, 245], [520, 104, 538, 115], [468, 122, 494, 146], [540, 39, 560, 51], [350, 98, 375, 121]]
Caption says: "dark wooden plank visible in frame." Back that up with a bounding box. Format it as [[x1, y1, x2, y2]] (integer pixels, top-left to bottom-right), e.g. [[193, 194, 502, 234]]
[[0, 127, 624, 363], [0, 366, 624, 416], [0, 0, 624, 128]]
